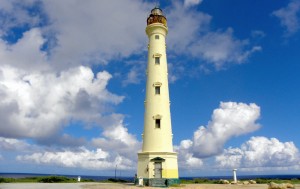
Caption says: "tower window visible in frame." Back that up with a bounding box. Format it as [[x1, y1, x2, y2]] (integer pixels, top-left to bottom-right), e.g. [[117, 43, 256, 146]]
[[155, 35, 159, 39], [155, 86, 160, 95], [153, 53, 162, 65], [155, 57, 160, 64], [155, 119, 161, 128]]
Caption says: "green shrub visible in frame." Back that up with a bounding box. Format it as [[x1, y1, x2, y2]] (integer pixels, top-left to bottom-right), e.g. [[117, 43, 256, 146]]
[[170, 184, 182, 187], [0, 177, 15, 183], [81, 178, 94, 182], [181, 178, 217, 184], [37, 176, 72, 183]]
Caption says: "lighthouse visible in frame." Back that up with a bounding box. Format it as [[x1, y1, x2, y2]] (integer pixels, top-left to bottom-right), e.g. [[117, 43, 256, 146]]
[[137, 7, 179, 186]]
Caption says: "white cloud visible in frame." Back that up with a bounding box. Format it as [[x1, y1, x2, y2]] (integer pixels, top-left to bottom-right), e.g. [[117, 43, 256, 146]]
[[16, 116, 141, 170], [175, 102, 261, 170], [0, 0, 152, 69], [166, 1, 262, 72], [0, 137, 31, 151], [216, 136, 300, 169], [17, 147, 134, 170], [175, 140, 203, 169], [167, 2, 211, 54], [0, 27, 124, 142], [192, 102, 260, 158], [178, 102, 260, 159], [42, 0, 151, 69], [0, 63, 123, 140], [189, 29, 262, 69], [103, 124, 137, 147], [215, 147, 243, 169], [0, 28, 48, 71], [184, 0, 203, 8], [0, 0, 41, 35], [272, 0, 300, 36], [92, 119, 141, 161]]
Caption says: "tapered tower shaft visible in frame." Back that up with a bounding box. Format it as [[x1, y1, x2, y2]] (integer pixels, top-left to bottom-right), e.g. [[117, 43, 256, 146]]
[[142, 13, 173, 153], [137, 8, 179, 183]]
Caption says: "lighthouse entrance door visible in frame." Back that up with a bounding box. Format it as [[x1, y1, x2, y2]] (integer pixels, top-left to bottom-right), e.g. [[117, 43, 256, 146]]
[[154, 162, 162, 178]]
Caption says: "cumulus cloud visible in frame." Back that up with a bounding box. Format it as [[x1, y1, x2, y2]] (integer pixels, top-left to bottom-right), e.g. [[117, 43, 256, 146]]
[[193, 102, 260, 158], [216, 136, 300, 169], [175, 102, 261, 170], [0, 27, 124, 142], [272, 0, 300, 36], [175, 140, 203, 169], [178, 102, 260, 159], [15, 118, 140, 169], [17, 147, 134, 170], [0, 64, 123, 140], [92, 122, 141, 160]]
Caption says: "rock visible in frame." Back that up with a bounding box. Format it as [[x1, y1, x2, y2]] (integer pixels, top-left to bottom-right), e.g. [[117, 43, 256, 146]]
[[243, 181, 249, 185], [286, 183, 295, 188], [219, 179, 230, 184], [249, 180, 256, 184], [268, 182, 290, 189]]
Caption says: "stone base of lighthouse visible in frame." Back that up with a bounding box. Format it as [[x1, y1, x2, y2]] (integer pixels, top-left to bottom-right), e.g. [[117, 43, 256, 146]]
[[137, 152, 179, 186]]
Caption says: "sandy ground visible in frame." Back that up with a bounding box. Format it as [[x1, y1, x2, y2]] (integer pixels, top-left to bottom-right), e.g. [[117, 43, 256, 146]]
[[83, 183, 300, 189], [0, 183, 299, 189], [82, 183, 270, 189]]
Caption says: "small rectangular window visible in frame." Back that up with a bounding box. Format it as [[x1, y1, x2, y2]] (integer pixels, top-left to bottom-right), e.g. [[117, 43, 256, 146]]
[[155, 86, 160, 95], [155, 35, 159, 39], [155, 57, 160, 64], [155, 119, 161, 128]]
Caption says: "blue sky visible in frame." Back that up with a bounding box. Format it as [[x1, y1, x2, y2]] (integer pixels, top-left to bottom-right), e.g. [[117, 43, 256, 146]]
[[0, 0, 299, 177]]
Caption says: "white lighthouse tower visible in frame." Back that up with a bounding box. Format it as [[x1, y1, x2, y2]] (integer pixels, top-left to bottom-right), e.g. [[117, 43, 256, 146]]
[[137, 7, 179, 186]]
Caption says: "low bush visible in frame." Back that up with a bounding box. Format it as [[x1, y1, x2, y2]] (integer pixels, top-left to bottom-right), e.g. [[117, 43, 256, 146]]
[[37, 176, 73, 183], [0, 177, 14, 183]]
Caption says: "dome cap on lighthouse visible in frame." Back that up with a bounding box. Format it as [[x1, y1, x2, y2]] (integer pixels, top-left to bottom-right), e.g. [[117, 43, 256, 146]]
[[147, 7, 167, 27], [151, 7, 163, 15]]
